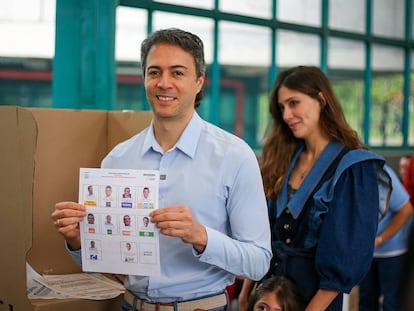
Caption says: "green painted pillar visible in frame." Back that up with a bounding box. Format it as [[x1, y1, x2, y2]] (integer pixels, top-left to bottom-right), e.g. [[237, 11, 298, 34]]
[[53, 0, 117, 110]]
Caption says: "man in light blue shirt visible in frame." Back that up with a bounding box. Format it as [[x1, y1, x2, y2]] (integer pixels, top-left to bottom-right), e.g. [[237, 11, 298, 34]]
[[51, 28, 271, 310]]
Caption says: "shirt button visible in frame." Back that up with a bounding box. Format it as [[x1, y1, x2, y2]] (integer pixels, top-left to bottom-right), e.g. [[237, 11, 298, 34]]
[[285, 238, 292, 244], [285, 209, 290, 214], [283, 224, 290, 230]]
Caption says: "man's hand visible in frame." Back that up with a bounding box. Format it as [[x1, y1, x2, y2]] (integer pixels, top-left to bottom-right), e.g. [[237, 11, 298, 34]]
[[150, 205, 207, 253], [51, 201, 86, 250]]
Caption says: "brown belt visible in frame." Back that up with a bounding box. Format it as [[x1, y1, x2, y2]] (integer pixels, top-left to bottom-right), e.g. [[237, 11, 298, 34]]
[[124, 291, 227, 311]]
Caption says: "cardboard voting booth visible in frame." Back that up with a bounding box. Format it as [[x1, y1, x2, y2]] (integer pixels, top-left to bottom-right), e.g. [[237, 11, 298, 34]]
[[0, 106, 153, 311]]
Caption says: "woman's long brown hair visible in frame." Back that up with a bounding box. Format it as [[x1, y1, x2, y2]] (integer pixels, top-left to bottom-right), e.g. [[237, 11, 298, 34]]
[[261, 66, 367, 199]]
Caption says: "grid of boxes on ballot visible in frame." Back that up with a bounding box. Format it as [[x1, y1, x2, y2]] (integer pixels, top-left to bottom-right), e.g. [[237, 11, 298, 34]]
[[83, 184, 156, 263]]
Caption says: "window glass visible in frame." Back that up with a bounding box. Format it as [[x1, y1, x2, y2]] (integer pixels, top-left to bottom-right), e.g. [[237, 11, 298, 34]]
[[220, 0, 272, 19], [115, 7, 147, 111], [330, 72, 365, 139], [154, 0, 214, 10], [329, 0, 365, 33], [370, 45, 404, 146], [328, 38, 365, 69], [373, 0, 405, 39], [0, 0, 41, 20], [277, 0, 321, 27], [409, 51, 414, 144], [372, 44, 404, 71], [115, 73, 149, 111], [218, 22, 271, 147], [328, 39, 365, 139], [215, 66, 270, 148], [0, 0, 55, 58], [115, 7, 147, 62], [412, 3, 414, 40], [153, 12, 214, 64], [412, 51, 414, 70], [277, 30, 320, 67], [219, 22, 271, 66], [0, 58, 53, 108], [257, 93, 272, 148]]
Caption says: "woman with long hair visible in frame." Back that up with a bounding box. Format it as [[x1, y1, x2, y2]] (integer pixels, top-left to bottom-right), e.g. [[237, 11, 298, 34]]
[[239, 66, 390, 311]]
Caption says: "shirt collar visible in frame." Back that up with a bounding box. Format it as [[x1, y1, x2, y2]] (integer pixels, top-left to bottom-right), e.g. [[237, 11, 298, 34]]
[[141, 112, 202, 158]]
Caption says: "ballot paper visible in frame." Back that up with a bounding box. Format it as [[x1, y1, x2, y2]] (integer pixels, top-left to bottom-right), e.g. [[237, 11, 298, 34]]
[[79, 168, 161, 276], [26, 263, 124, 300]]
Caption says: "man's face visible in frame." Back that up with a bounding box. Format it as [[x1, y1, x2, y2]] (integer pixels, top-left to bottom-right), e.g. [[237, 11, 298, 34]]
[[144, 43, 204, 121], [87, 214, 94, 224], [124, 215, 131, 226], [143, 217, 149, 226], [143, 188, 149, 198], [105, 187, 112, 197]]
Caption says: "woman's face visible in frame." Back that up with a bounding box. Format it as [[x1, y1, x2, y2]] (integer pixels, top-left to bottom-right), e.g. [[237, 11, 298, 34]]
[[278, 86, 322, 140], [254, 292, 282, 311]]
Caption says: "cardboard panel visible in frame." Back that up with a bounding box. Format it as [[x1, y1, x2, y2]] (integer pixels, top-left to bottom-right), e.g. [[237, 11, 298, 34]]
[[107, 110, 153, 150], [27, 108, 108, 275], [0, 107, 152, 310], [0, 106, 37, 310]]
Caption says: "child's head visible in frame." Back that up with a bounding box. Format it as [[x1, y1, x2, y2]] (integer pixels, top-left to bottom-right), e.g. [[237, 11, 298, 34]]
[[247, 276, 306, 311]]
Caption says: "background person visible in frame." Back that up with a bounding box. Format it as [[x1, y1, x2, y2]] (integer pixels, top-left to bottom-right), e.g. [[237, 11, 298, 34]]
[[51, 28, 271, 310], [399, 155, 411, 181], [358, 164, 413, 311], [239, 66, 389, 311], [403, 153, 414, 206]]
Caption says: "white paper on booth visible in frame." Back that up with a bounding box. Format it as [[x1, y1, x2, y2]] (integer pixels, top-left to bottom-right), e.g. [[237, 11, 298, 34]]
[[26, 262, 73, 299], [79, 168, 160, 276], [33, 272, 125, 300]]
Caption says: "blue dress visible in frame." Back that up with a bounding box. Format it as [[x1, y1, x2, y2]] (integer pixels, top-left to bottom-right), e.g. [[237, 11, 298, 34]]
[[267, 141, 389, 310]]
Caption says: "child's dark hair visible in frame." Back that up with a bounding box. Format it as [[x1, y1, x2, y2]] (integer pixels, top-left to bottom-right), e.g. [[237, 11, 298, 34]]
[[247, 276, 306, 311]]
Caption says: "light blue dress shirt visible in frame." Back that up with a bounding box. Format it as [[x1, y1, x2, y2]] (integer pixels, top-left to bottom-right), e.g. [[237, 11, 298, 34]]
[[69, 112, 271, 302], [374, 165, 413, 257]]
